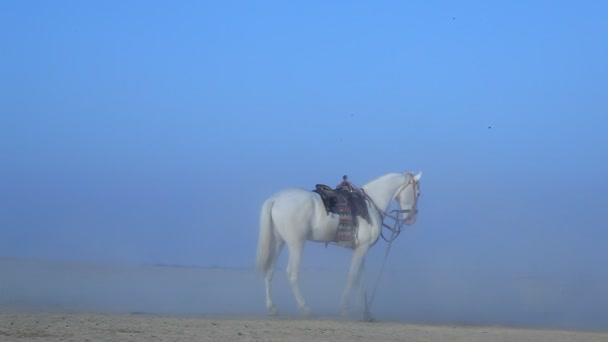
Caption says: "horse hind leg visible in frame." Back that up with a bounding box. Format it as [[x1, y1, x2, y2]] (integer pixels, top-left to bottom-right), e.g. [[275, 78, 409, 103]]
[[285, 240, 311, 316], [264, 239, 284, 315]]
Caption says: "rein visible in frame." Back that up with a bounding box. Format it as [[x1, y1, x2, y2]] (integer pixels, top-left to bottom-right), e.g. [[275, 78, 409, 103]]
[[362, 174, 419, 318], [364, 176, 417, 244], [380, 210, 406, 242], [364, 208, 404, 317]]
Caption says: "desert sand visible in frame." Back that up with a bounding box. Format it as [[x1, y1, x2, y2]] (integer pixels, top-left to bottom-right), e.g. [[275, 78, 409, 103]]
[[1, 311, 608, 342], [2, 257, 607, 341]]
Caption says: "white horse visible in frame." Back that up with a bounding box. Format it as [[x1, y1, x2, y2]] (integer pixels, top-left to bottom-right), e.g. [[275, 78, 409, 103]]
[[255, 171, 422, 319]]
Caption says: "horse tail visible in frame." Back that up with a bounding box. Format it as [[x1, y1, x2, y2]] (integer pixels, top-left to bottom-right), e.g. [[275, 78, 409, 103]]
[[256, 197, 275, 274]]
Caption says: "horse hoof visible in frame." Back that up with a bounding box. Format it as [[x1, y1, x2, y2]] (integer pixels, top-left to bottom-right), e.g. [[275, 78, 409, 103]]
[[267, 306, 279, 316], [300, 306, 313, 317], [362, 311, 375, 322]]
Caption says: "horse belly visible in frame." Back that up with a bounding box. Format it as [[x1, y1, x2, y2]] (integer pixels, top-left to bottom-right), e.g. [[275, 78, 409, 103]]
[[309, 214, 339, 242]]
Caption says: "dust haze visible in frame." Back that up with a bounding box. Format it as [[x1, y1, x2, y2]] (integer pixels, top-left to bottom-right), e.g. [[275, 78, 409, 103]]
[[2, 253, 606, 332]]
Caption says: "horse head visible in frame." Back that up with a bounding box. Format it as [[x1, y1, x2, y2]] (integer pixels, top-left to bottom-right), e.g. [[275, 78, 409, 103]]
[[394, 171, 422, 225]]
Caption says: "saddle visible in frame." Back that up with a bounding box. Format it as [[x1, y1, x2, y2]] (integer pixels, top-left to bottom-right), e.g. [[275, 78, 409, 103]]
[[312, 184, 371, 248]]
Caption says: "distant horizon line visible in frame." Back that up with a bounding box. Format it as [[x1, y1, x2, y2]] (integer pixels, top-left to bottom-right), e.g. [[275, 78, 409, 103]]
[[0, 255, 349, 272]]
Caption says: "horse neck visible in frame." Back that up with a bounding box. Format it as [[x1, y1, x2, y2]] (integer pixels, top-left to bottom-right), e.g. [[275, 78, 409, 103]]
[[362, 173, 406, 212]]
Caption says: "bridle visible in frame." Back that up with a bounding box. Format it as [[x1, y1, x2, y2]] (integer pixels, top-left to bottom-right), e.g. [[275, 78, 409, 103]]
[[365, 172, 420, 243], [392, 172, 420, 218]]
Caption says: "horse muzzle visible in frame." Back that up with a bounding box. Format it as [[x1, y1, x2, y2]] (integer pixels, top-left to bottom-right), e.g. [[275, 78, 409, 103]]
[[391, 209, 418, 224], [407, 209, 420, 224]]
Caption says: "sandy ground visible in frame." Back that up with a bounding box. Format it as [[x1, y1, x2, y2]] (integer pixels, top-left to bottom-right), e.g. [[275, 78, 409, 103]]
[[1, 311, 607, 342], [2, 257, 607, 340]]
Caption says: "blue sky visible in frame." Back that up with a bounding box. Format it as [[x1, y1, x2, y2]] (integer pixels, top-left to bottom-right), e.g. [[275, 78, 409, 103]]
[[1, 1, 607, 280]]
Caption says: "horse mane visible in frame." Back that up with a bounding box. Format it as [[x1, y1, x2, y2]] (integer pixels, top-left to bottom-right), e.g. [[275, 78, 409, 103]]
[[362, 172, 404, 191]]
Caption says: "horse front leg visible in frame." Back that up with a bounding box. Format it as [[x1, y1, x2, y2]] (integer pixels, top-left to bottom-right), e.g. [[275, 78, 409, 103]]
[[341, 245, 369, 317], [355, 258, 375, 322]]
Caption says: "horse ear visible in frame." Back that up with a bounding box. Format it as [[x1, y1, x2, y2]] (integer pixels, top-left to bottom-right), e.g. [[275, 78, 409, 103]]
[[414, 172, 422, 182]]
